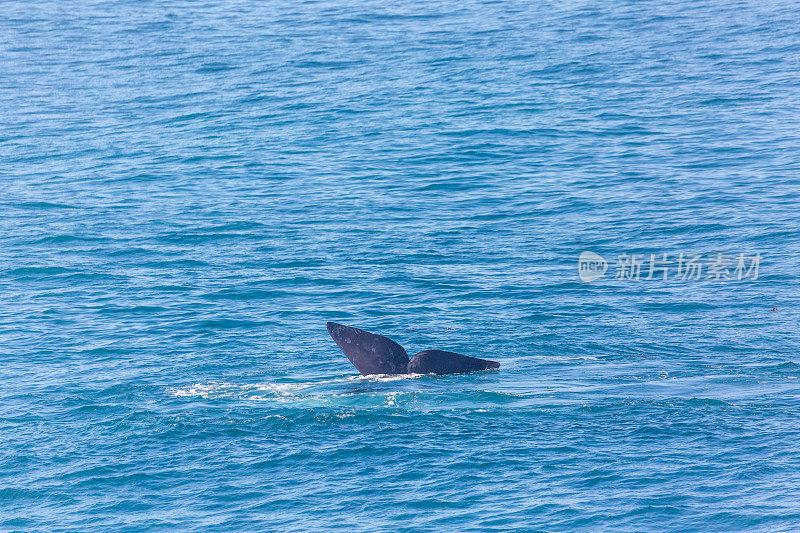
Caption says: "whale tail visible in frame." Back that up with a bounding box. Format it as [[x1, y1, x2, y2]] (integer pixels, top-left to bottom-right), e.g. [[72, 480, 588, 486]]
[[326, 322, 499, 376]]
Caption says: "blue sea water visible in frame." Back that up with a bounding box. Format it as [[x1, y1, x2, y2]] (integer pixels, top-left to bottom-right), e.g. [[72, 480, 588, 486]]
[[3, 0, 800, 530]]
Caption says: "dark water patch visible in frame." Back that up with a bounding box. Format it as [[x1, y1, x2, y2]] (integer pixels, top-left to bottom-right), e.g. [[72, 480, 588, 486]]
[[104, 247, 157, 257], [28, 234, 111, 245], [11, 201, 82, 210], [148, 284, 196, 292], [202, 288, 293, 301], [140, 259, 210, 268], [6, 265, 74, 276], [290, 59, 364, 70], [156, 232, 259, 244], [194, 319, 273, 330], [195, 62, 238, 74], [95, 305, 169, 315]]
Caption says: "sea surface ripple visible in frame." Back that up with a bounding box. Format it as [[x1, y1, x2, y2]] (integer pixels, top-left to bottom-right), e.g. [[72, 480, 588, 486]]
[[2, 0, 800, 531]]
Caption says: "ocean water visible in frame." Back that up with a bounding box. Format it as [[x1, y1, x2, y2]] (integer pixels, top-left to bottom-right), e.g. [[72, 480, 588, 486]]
[[3, 0, 800, 530]]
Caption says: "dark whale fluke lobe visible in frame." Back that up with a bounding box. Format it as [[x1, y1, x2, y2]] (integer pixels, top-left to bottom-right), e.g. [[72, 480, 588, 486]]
[[407, 349, 500, 375], [326, 322, 409, 375], [326, 322, 499, 376]]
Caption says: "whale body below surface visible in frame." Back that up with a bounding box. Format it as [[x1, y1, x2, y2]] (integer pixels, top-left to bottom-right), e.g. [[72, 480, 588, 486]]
[[326, 322, 500, 376]]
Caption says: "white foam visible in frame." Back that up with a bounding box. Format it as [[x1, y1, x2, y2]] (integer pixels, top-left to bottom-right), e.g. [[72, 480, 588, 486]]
[[168, 373, 432, 403], [168, 382, 234, 398], [354, 373, 429, 382]]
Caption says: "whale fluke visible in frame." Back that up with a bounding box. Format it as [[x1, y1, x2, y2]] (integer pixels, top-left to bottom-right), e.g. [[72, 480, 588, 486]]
[[326, 322, 409, 375], [326, 322, 499, 376]]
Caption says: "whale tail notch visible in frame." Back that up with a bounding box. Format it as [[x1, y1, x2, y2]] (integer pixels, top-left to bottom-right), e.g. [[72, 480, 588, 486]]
[[326, 322, 499, 376]]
